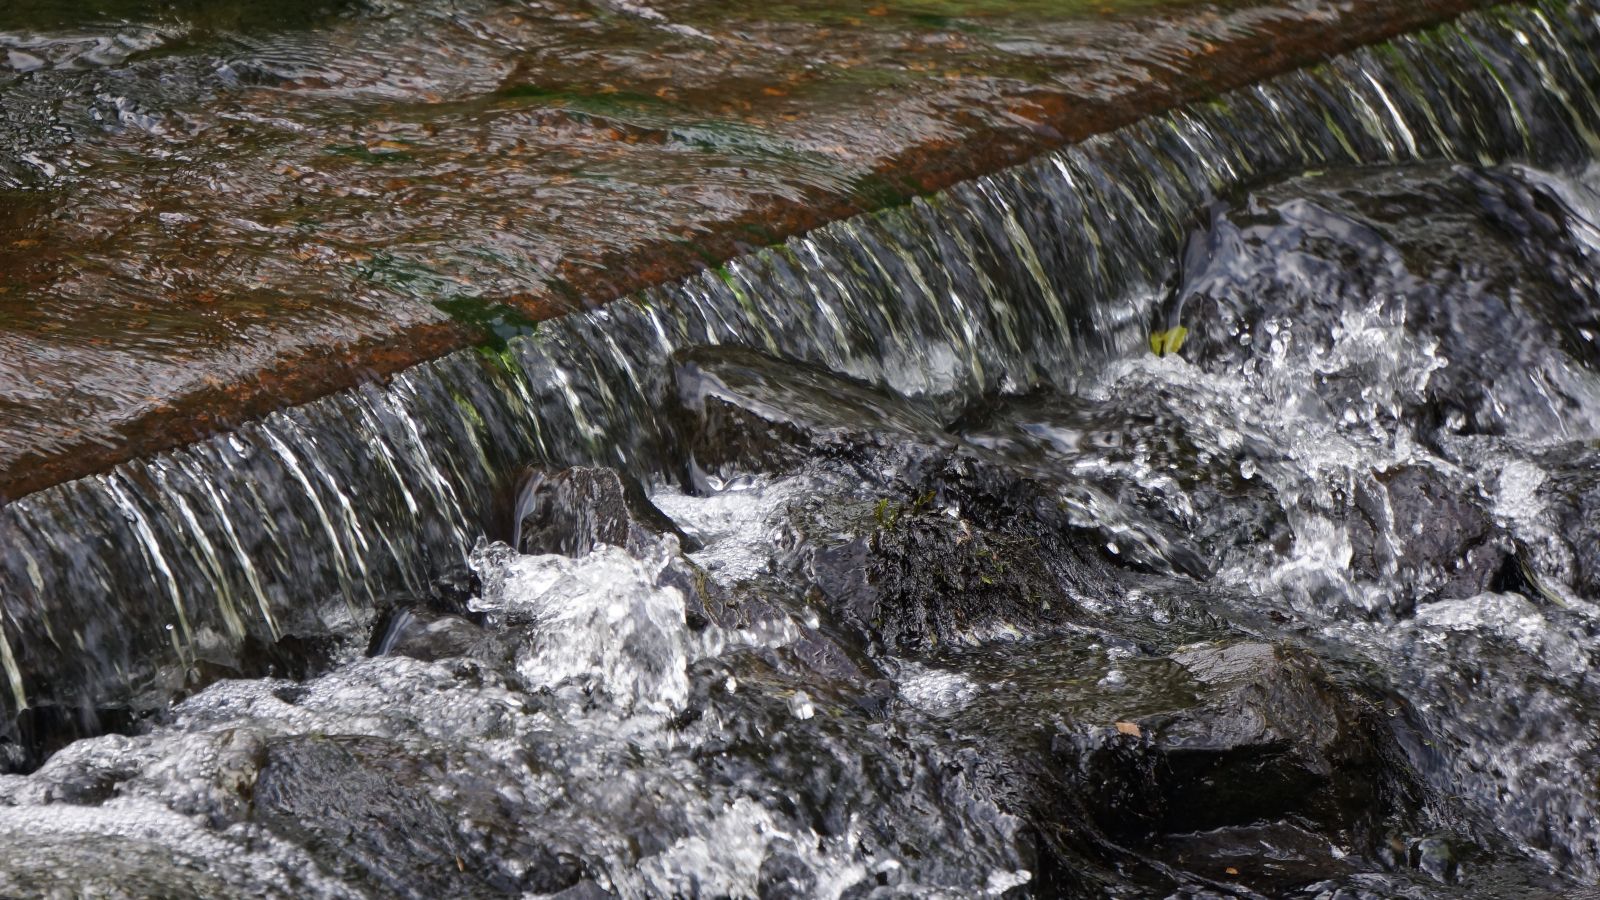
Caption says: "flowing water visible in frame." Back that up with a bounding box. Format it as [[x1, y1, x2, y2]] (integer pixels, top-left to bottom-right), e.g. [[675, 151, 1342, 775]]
[[0, 0, 1440, 495], [3, 1, 1600, 896]]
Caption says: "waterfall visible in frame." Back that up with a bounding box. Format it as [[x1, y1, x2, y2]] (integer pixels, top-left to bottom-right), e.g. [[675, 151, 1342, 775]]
[[0, 0, 1597, 757]]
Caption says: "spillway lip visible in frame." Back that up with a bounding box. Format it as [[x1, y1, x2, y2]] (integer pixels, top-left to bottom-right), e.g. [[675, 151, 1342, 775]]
[[0, 0, 1507, 504]]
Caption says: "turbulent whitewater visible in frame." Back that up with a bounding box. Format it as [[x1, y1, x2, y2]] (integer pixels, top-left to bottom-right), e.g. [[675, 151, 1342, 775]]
[[2, 1, 1600, 897]]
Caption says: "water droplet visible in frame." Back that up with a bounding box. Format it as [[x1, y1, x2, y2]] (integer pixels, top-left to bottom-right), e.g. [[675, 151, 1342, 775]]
[[788, 691, 814, 721]]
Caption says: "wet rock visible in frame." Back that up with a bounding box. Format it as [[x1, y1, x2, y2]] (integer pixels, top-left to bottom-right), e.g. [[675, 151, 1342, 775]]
[[674, 345, 1215, 584], [1046, 642, 1416, 892], [252, 734, 581, 898], [685, 649, 1042, 897], [1, 706, 149, 777], [546, 881, 616, 900], [0, 833, 242, 899], [951, 396, 1264, 579], [367, 606, 507, 664], [673, 345, 1142, 652], [1407, 834, 1461, 883], [953, 388, 1291, 570], [1531, 445, 1600, 601], [757, 840, 817, 900], [253, 735, 490, 899], [780, 497, 1112, 655], [1159, 822, 1356, 893], [673, 345, 951, 488], [512, 465, 692, 556], [1347, 465, 1506, 604], [1167, 165, 1600, 442], [507, 464, 741, 630], [424, 562, 485, 614]]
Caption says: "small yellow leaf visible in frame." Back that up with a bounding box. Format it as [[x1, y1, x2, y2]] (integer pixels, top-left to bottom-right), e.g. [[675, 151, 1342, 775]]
[[1150, 326, 1189, 357], [1225, 867, 1240, 876]]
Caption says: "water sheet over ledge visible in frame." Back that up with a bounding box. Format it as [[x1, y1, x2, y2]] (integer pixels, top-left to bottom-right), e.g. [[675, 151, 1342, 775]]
[[0, 0, 1507, 500], [1, 0, 1599, 757]]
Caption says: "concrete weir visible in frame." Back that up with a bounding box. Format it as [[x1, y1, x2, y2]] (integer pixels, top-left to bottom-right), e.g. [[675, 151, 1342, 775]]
[[0, 0, 1507, 502], [2, 0, 1599, 751]]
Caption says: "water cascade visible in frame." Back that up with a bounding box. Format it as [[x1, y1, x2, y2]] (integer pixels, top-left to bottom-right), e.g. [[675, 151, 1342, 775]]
[[1, 0, 1600, 895]]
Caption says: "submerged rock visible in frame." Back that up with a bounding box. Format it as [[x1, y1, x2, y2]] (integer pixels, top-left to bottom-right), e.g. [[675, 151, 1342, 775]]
[[367, 606, 506, 664], [253, 735, 491, 899], [0, 831, 255, 899], [673, 344, 953, 489]]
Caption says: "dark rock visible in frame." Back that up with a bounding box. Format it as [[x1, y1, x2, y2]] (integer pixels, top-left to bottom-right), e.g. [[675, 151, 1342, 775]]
[[367, 606, 508, 664], [1160, 821, 1359, 894], [673, 345, 1141, 652], [1166, 165, 1600, 441], [757, 841, 817, 900], [1532, 444, 1600, 601], [546, 880, 616, 899], [253, 735, 494, 899], [685, 648, 1044, 897], [953, 389, 1289, 574], [0, 834, 241, 899], [252, 734, 581, 898], [780, 497, 1113, 655], [675, 345, 1214, 584], [424, 562, 484, 615], [673, 344, 951, 488], [509, 464, 741, 633], [512, 465, 692, 557], [2, 705, 146, 777], [1347, 465, 1506, 604], [1045, 642, 1417, 891], [1408, 834, 1461, 884]]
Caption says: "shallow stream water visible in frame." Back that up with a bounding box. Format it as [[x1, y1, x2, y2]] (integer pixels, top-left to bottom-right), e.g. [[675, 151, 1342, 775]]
[[2, 2, 1600, 897]]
